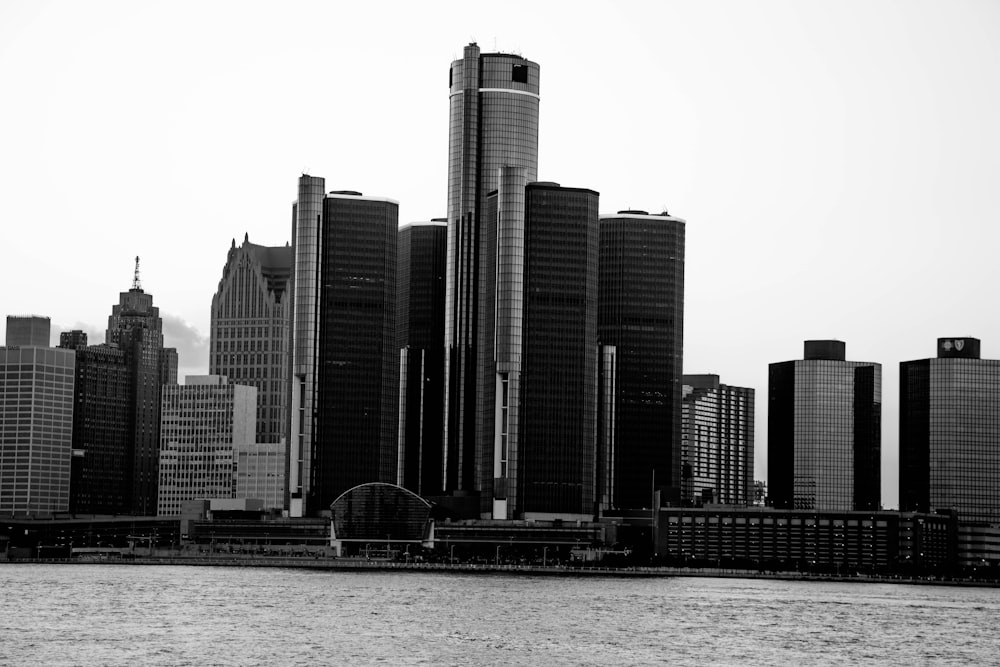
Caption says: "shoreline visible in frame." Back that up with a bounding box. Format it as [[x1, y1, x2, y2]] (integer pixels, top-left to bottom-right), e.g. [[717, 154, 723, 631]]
[[4, 556, 999, 588]]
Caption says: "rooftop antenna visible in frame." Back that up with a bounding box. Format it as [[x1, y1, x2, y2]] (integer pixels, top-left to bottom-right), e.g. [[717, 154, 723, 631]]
[[132, 255, 142, 291]]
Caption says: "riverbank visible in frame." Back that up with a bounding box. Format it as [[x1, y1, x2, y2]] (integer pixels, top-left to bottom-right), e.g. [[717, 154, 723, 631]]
[[4, 555, 999, 587]]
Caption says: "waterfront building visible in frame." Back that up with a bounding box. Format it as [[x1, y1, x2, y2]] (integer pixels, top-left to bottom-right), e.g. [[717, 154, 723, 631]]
[[210, 234, 292, 448], [105, 258, 178, 515], [485, 176, 599, 519], [444, 43, 541, 505], [157, 375, 257, 516], [768, 340, 881, 512], [900, 337, 1000, 525], [397, 220, 447, 496], [0, 331, 75, 515], [6, 315, 50, 347], [289, 179, 399, 516], [61, 341, 131, 514], [597, 210, 685, 511], [681, 375, 755, 506]]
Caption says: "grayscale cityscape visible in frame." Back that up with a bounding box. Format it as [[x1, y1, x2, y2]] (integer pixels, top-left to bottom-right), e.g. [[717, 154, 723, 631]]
[[2, 2, 999, 664]]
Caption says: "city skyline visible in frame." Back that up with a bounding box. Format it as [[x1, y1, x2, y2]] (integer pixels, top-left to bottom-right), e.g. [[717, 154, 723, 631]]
[[3, 1, 999, 508]]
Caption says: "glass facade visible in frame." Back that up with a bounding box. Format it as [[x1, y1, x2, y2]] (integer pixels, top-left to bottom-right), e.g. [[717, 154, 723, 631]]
[[597, 211, 685, 510], [900, 339, 1000, 524], [444, 43, 540, 510], [0, 346, 76, 514], [681, 375, 755, 506], [210, 235, 292, 448], [397, 221, 447, 496], [768, 342, 881, 512]]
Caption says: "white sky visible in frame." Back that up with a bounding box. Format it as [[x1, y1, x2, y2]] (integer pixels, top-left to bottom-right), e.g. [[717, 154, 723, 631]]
[[2, 0, 998, 508]]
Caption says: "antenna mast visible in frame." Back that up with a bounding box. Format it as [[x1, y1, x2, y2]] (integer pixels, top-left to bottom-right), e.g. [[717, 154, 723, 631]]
[[132, 256, 142, 290]]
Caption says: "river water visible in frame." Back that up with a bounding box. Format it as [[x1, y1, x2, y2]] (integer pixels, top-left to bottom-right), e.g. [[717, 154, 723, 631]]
[[1, 565, 998, 665]]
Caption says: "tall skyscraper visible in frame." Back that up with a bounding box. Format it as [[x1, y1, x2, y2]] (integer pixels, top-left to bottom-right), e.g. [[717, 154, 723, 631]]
[[681, 374, 755, 506], [486, 177, 599, 519], [900, 337, 1000, 524], [444, 43, 540, 502], [210, 234, 292, 447], [398, 220, 447, 496], [768, 340, 881, 512], [597, 210, 685, 511], [289, 178, 399, 516], [106, 258, 177, 515], [61, 339, 131, 514], [157, 375, 257, 516], [0, 326, 75, 515], [6, 315, 50, 347]]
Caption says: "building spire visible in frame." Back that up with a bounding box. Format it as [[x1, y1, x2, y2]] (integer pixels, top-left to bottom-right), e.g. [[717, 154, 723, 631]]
[[132, 255, 142, 291]]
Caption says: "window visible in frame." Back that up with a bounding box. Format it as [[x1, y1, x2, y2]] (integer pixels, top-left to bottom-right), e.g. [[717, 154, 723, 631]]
[[512, 64, 528, 83]]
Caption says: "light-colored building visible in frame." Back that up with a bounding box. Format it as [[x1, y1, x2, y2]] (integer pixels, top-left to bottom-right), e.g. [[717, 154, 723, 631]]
[[157, 375, 261, 516], [0, 341, 76, 515], [681, 375, 755, 507]]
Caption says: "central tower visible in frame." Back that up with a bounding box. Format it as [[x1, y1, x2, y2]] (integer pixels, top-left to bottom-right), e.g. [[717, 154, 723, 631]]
[[444, 43, 540, 511]]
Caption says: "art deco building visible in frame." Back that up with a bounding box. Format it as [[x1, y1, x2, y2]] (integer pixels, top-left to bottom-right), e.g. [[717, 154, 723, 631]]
[[900, 337, 1000, 524], [769, 340, 881, 512], [397, 220, 447, 496], [484, 175, 599, 519], [681, 375, 755, 507], [0, 322, 75, 515], [597, 210, 685, 511], [106, 259, 177, 515], [444, 43, 540, 500], [157, 375, 257, 516], [210, 234, 292, 447], [289, 178, 399, 516]]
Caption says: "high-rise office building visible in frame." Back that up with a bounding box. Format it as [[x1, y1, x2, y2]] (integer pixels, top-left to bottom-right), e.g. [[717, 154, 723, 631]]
[[210, 234, 292, 447], [157, 375, 257, 516], [900, 337, 1000, 524], [444, 43, 540, 501], [597, 210, 685, 511], [0, 328, 75, 515], [61, 341, 131, 514], [768, 340, 881, 512], [397, 220, 447, 496], [59, 330, 88, 350], [486, 177, 599, 519], [6, 315, 50, 347], [106, 259, 177, 515], [289, 178, 399, 516], [681, 374, 755, 506]]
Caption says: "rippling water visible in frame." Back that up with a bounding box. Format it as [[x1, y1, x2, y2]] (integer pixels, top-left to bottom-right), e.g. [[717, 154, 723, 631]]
[[1, 564, 998, 665]]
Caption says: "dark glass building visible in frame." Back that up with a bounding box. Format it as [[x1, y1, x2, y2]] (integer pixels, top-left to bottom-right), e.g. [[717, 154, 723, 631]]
[[397, 220, 447, 496], [597, 210, 685, 511], [485, 177, 599, 519], [105, 260, 177, 515], [900, 337, 1000, 524], [681, 374, 755, 506], [210, 234, 292, 446], [288, 178, 399, 516], [444, 43, 540, 504], [5, 315, 50, 347], [768, 341, 881, 512]]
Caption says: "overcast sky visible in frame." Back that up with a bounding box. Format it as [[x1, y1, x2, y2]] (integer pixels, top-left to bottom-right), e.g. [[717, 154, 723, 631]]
[[2, 0, 998, 507]]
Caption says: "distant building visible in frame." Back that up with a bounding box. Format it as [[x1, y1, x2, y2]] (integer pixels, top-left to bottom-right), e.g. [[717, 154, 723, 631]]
[[900, 337, 1000, 524], [444, 43, 541, 508], [59, 330, 88, 350], [397, 220, 447, 496], [598, 210, 685, 511], [768, 340, 881, 512], [486, 176, 599, 519], [6, 315, 50, 347], [0, 339, 75, 515], [157, 375, 257, 516], [288, 179, 399, 516], [681, 375, 755, 506], [105, 258, 177, 515], [210, 234, 292, 448]]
